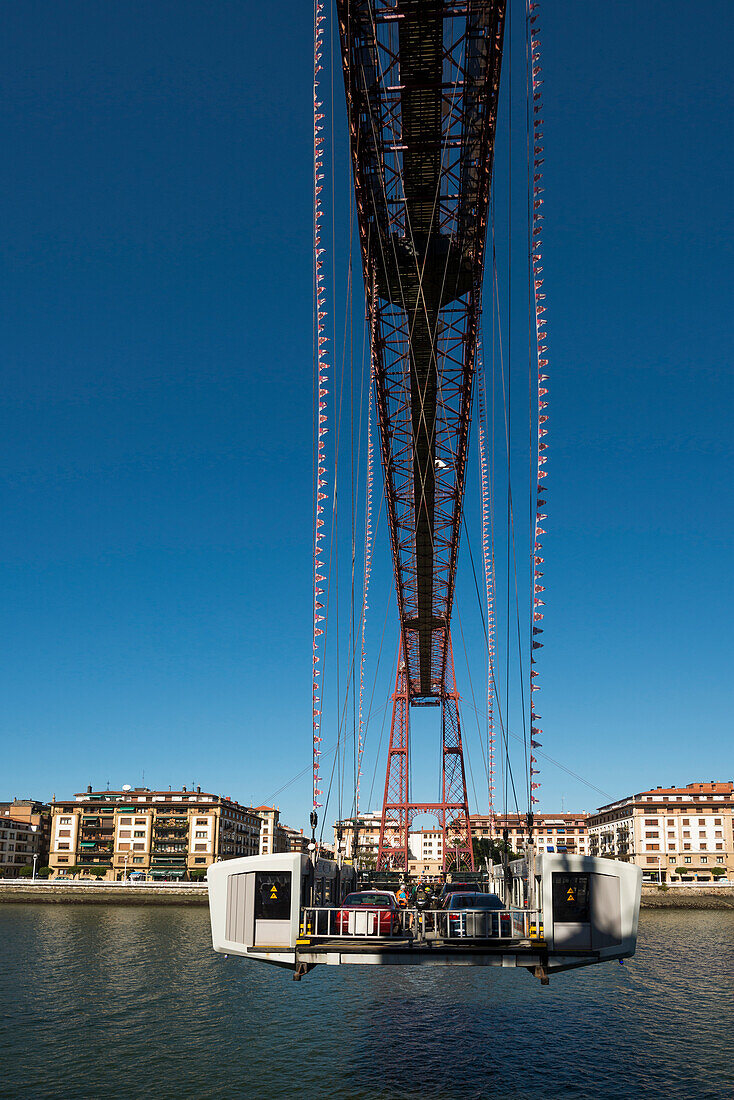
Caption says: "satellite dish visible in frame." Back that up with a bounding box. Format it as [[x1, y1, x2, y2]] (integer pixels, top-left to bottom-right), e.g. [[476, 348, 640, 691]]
[[122, 784, 132, 792]]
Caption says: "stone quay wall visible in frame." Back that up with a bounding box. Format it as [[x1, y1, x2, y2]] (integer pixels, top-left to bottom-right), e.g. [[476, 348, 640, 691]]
[[0, 881, 208, 905], [1, 881, 733, 909], [640, 885, 734, 909]]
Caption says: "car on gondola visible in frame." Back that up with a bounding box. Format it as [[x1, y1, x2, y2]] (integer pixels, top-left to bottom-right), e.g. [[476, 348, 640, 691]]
[[336, 890, 402, 935], [438, 881, 481, 905], [442, 891, 511, 939]]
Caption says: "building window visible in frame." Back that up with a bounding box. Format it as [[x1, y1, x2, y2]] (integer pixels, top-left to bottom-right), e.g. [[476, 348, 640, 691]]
[[682, 819, 690, 825], [196, 818, 208, 825], [716, 843, 724, 850], [58, 843, 69, 850], [194, 843, 206, 851], [194, 857, 207, 864], [700, 857, 708, 864], [133, 831, 145, 838], [119, 830, 130, 838], [119, 842, 130, 851], [668, 844, 675, 851], [684, 843, 691, 850], [698, 819, 706, 825], [135, 818, 146, 824], [58, 856, 68, 863], [133, 843, 145, 851], [195, 831, 207, 838], [684, 856, 691, 864], [715, 818, 722, 825], [119, 818, 132, 825], [716, 857, 724, 864], [668, 857, 676, 863], [700, 844, 707, 850], [133, 857, 144, 864], [646, 857, 658, 864], [60, 817, 72, 824], [59, 830, 70, 837]]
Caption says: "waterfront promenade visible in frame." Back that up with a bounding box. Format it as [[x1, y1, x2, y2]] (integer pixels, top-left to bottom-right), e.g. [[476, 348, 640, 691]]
[[1, 880, 733, 907]]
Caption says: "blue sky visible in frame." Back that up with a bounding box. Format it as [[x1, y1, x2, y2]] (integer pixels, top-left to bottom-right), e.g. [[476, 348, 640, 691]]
[[1, 2, 731, 829]]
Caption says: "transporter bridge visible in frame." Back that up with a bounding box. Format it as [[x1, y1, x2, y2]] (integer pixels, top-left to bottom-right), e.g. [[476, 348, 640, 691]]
[[207, 0, 642, 982]]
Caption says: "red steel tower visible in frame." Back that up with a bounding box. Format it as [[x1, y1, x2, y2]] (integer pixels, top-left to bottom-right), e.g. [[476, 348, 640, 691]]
[[337, 0, 506, 872]]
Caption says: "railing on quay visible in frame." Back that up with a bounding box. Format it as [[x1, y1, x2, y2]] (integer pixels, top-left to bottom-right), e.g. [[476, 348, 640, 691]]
[[300, 906, 544, 943]]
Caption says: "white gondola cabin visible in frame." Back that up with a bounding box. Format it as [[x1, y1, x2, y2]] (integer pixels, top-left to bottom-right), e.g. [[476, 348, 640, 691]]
[[208, 851, 641, 981]]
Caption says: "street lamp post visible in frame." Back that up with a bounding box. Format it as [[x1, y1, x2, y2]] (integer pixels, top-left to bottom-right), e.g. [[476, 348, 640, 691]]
[[123, 852, 129, 882], [32, 853, 38, 881]]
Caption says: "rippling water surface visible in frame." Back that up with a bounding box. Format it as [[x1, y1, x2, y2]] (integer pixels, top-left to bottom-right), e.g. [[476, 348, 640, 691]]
[[0, 904, 732, 1099]]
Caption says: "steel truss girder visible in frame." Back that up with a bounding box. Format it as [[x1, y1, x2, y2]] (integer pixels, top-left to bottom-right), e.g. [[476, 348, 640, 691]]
[[338, 0, 506, 698], [377, 635, 474, 873]]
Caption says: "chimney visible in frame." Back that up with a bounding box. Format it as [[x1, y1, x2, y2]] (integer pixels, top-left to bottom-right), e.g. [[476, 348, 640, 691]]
[[182, 785, 187, 793], [87, 785, 92, 794], [197, 786, 201, 794]]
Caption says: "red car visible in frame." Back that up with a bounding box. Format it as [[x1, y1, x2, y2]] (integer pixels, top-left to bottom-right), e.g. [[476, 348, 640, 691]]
[[336, 891, 402, 936]]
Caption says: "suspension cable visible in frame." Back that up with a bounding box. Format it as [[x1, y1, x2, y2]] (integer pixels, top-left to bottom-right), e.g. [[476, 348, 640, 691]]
[[528, 0, 550, 811], [312, 0, 330, 811]]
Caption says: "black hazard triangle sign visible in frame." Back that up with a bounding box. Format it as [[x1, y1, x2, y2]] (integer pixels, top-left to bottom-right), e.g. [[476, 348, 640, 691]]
[[270, 884, 278, 900], [566, 887, 575, 902]]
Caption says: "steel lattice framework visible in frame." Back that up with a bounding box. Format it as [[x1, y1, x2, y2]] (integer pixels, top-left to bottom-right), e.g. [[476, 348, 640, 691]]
[[337, 0, 505, 870]]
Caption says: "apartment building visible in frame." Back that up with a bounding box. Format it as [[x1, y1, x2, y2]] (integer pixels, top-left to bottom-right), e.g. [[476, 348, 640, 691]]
[[280, 824, 309, 853], [253, 807, 290, 855], [0, 800, 51, 865], [588, 781, 734, 883], [408, 828, 444, 878], [470, 812, 589, 856], [331, 809, 588, 872], [334, 811, 387, 866], [0, 819, 39, 876], [334, 816, 454, 874], [49, 787, 262, 880]]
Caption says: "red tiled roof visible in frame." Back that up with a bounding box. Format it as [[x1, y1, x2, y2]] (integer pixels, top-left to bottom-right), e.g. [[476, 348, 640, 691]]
[[637, 781, 733, 797]]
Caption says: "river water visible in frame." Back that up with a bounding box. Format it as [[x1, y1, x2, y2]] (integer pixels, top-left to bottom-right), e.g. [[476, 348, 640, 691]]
[[0, 904, 732, 1100]]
